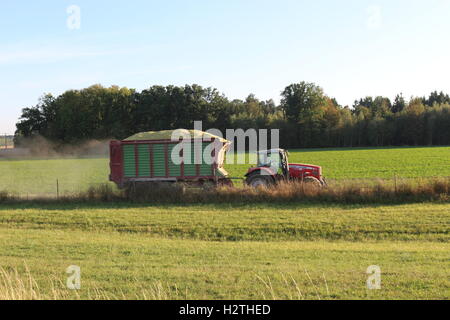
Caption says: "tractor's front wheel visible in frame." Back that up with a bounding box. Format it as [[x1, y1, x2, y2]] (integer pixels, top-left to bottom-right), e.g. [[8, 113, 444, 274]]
[[302, 176, 323, 189], [246, 174, 273, 188]]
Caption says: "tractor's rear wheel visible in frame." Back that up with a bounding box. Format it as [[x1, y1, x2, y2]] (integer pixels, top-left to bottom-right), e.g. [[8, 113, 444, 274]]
[[246, 174, 273, 189]]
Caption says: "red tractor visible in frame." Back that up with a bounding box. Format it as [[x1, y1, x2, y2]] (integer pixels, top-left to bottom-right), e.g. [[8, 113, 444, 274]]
[[245, 149, 326, 188]]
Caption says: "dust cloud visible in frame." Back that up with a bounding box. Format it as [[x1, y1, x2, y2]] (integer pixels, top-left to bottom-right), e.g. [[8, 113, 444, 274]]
[[0, 136, 110, 159]]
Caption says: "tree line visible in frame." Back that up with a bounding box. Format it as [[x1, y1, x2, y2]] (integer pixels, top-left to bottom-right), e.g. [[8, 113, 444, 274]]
[[15, 82, 450, 148]]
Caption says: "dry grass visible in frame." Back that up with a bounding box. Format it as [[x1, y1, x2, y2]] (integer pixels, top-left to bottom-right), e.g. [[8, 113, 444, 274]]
[[255, 270, 330, 300], [0, 266, 72, 300], [86, 177, 450, 204], [0, 266, 184, 300], [0, 265, 331, 300], [1, 177, 449, 205]]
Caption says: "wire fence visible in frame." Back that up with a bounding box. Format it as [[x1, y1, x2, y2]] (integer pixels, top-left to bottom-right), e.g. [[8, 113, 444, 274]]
[[1, 181, 115, 199], [0, 134, 14, 150]]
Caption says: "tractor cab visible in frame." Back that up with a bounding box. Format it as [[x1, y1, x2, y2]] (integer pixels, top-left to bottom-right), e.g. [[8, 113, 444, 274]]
[[256, 149, 290, 177]]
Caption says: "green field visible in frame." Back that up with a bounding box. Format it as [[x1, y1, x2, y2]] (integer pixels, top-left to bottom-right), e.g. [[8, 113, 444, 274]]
[[0, 203, 449, 300], [0, 146, 449, 196]]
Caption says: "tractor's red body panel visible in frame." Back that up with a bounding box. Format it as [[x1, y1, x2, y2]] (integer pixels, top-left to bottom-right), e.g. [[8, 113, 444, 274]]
[[288, 163, 322, 181]]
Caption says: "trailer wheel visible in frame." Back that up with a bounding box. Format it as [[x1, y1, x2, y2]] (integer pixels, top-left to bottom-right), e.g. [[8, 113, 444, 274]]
[[218, 179, 234, 188], [201, 181, 217, 191]]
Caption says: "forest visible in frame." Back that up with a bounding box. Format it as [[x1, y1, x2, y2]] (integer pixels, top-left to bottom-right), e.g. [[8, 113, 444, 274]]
[[15, 82, 450, 148]]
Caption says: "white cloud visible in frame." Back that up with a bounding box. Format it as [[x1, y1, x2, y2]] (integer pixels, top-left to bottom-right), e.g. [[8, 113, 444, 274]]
[[0, 46, 110, 65], [0, 38, 158, 66]]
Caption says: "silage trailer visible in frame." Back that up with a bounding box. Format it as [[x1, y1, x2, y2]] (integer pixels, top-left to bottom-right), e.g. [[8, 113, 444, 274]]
[[109, 130, 233, 189]]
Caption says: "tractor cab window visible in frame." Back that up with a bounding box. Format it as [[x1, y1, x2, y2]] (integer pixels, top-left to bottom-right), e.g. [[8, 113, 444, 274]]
[[258, 152, 282, 170]]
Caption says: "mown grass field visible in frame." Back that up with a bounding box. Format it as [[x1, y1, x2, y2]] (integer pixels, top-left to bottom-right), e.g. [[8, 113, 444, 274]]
[[0, 146, 449, 196], [0, 203, 449, 300]]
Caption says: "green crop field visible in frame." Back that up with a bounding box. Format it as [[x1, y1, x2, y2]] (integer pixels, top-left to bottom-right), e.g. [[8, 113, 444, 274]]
[[0, 146, 449, 196], [0, 202, 448, 300]]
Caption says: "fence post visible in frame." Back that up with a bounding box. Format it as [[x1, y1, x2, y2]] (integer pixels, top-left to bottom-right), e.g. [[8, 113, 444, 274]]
[[301, 174, 305, 194], [394, 174, 398, 194]]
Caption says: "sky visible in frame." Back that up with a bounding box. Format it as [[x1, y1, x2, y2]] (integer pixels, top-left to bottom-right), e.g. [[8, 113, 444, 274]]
[[1, 0, 450, 133]]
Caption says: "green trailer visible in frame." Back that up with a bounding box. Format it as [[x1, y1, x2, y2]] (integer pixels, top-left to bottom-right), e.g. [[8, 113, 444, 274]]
[[109, 130, 232, 188]]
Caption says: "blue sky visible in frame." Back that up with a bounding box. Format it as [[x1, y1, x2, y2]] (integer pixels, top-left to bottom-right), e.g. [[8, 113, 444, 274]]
[[1, 0, 450, 133]]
